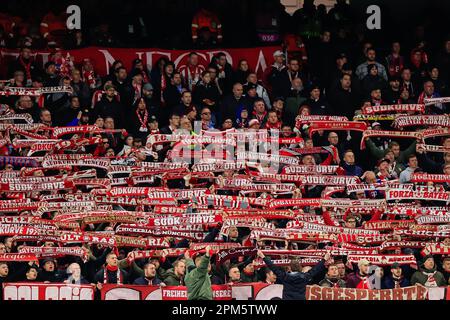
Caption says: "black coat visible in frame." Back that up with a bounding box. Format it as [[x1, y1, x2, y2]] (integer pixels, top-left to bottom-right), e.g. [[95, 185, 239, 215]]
[[71, 80, 92, 108], [193, 82, 221, 111], [128, 107, 151, 140], [54, 105, 80, 126], [37, 270, 64, 283], [163, 84, 183, 110], [233, 69, 251, 85], [263, 257, 325, 300], [306, 97, 333, 115], [93, 96, 126, 128], [328, 85, 360, 119], [94, 267, 129, 284], [160, 125, 175, 135], [361, 74, 388, 99], [219, 94, 251, 124], [273, 69, 300, 99], [8, 57, 41, 83], [113, 80, 134, 108]]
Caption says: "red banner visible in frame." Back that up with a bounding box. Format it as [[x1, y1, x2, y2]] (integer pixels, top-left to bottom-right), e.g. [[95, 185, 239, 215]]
[[4, 282, 446, 300], [306, 284, 428, 300], [3, 283, 95, 300], [306, 285, 428, 300], [100, 283, 283, 300], [0, 46, 279, 79]]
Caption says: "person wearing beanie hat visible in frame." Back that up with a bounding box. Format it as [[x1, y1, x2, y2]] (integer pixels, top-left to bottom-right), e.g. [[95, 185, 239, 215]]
[[24, 265, 39, 282], [371, 121, 381, 129], [346, 259, 372, 288], [143, 82, 153, 92], [37, 257, 63, 283], [305, 83, 333, 115], [410, 255, 446, 287], [238, 257, 258, 283], [130, 58, 150, 84], [265, 49, 286, 96], [382, 263, 410, 289]]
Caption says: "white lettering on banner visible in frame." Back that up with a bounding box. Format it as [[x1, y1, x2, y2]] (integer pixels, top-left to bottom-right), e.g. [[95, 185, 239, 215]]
[[6, 283, 444, 300], [3, 283, 94, 300], [254, 50, 267, 75], [98, 50, 117, 75]]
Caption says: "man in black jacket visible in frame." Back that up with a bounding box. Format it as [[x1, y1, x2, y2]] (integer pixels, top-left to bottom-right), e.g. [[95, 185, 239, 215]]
[[173, 91, 196, 116], [306, 84, 333, 115], [112, 66, 133, 108], [328, 73, 359, 119], [37, 258, 64, 283], [133, 262, 163, 285], [54, 96, 81, 126], [93, 85, 126, 128], [257, 250, 330, 300], [273, 58, 302, 99], [8, 47, 41, 86], [219, 83, 251, 125]]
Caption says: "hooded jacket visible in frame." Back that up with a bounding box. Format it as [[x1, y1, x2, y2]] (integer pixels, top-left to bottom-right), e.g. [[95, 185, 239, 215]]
[[163, 268, 184, 286], [184, 255, 213, 300]]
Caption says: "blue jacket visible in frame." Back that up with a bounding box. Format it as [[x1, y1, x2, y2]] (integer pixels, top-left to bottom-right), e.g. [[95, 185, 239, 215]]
[[341, 161, 363, 177], [263, 257, 325, 300], [381, 275, 410, 289], [133, 276, 162, 285]]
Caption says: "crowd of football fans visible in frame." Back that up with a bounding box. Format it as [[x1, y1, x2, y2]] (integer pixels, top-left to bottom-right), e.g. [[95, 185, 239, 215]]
[[0, 0, 449, 300]]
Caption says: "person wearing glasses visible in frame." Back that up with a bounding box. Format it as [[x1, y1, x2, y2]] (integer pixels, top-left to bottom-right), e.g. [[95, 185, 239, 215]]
[[200, 107, 214, 130]]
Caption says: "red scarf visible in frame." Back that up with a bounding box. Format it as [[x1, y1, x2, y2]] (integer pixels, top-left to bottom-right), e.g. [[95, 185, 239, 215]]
[[19, 56, 32, 83], [161, 74, 167, 103], [83, 70, 96, 89], [266, 121, 281, 130], [133, 83, 142, 103], [136, 108, 148, 132], [104, 265, 122, 284], [252, 110, 267, 123], [356, 274, 370, 289], [141, 70, 149, 84]]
